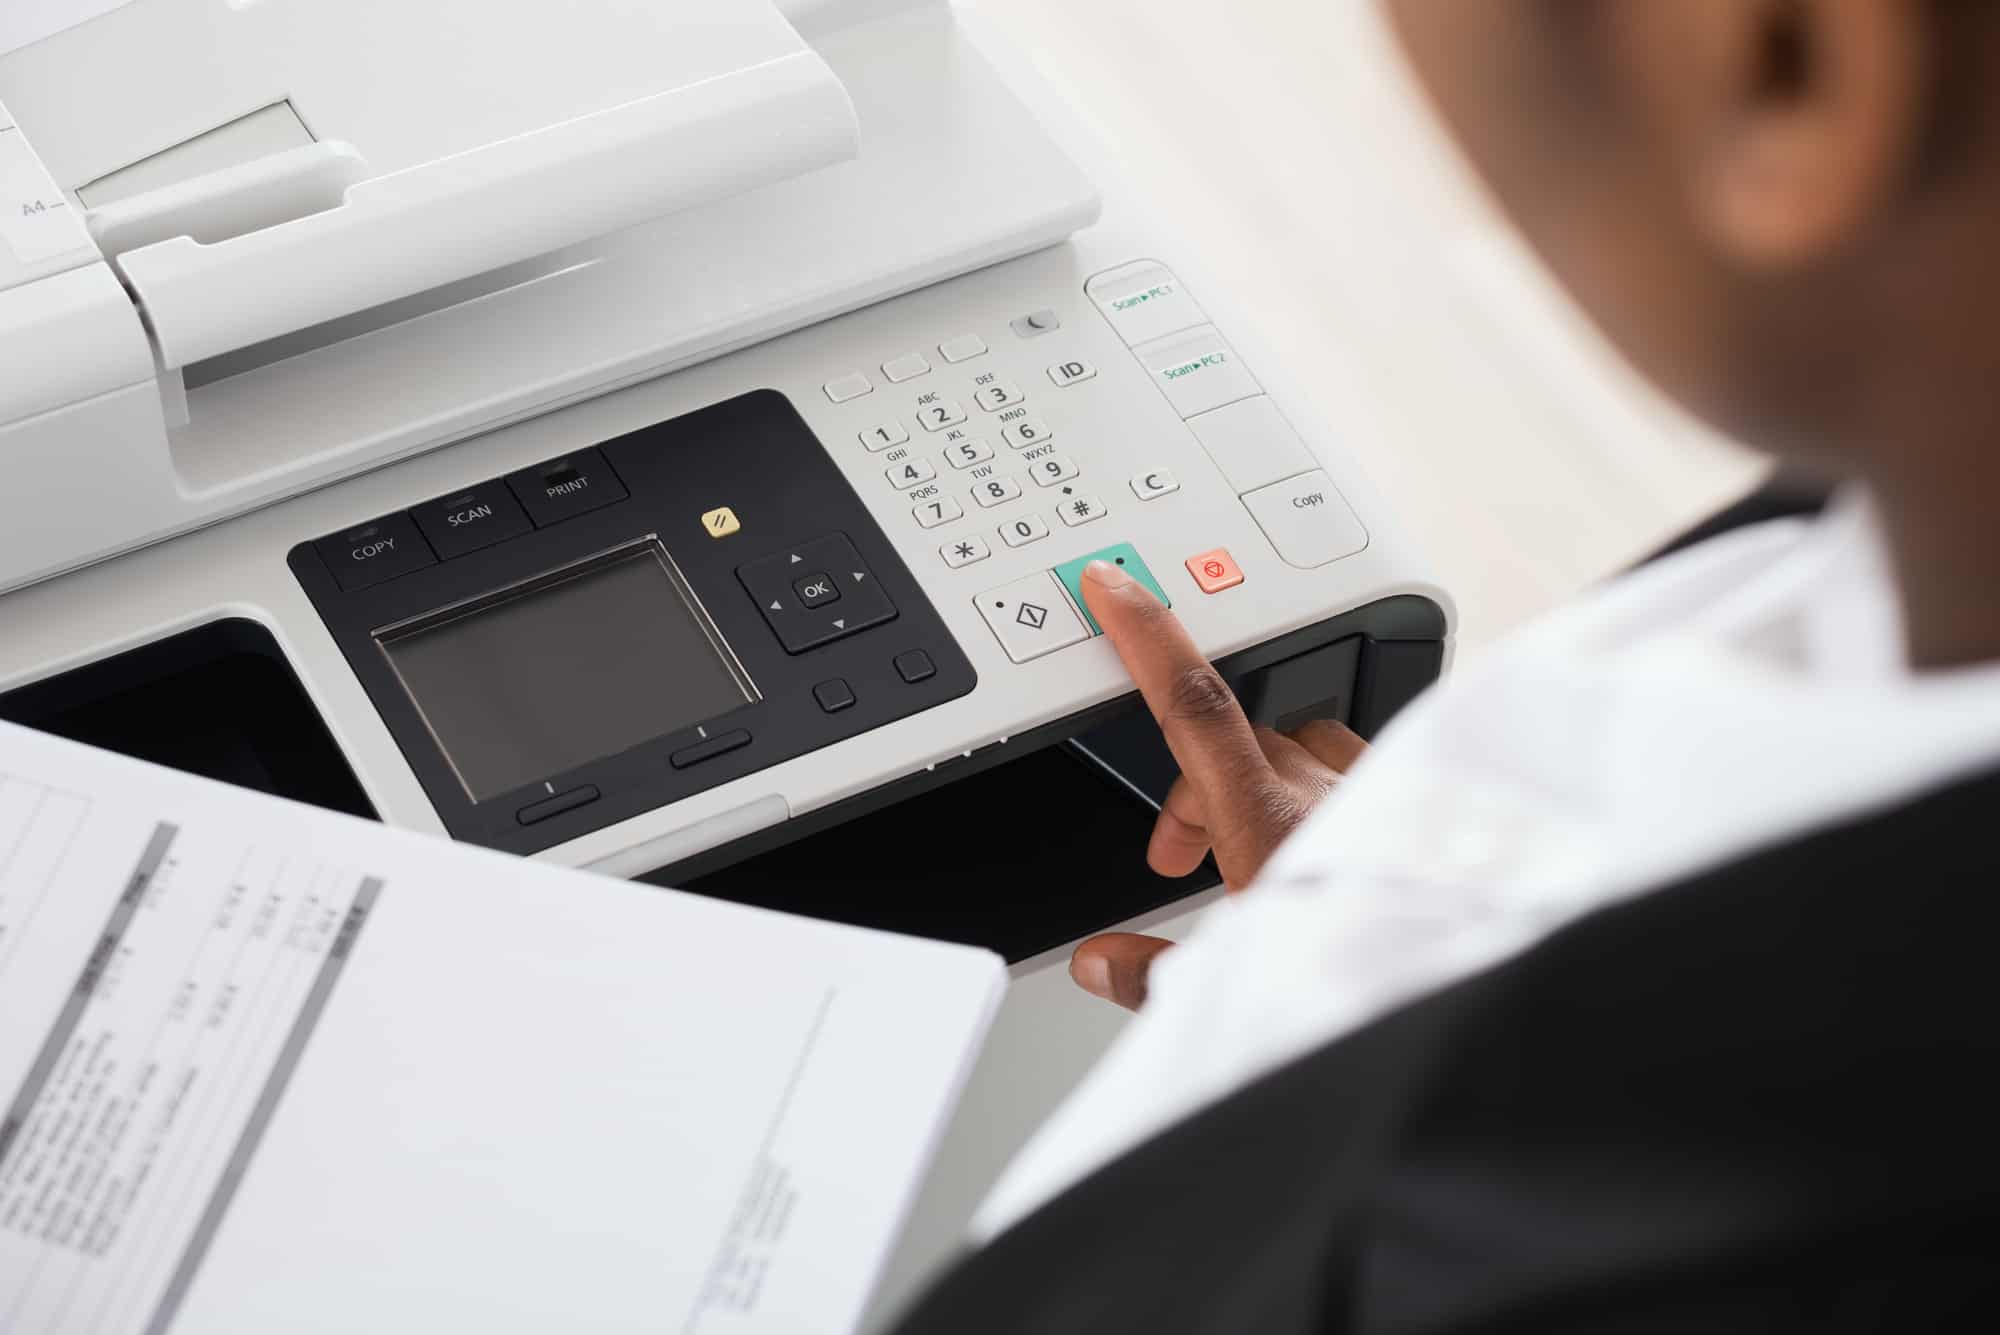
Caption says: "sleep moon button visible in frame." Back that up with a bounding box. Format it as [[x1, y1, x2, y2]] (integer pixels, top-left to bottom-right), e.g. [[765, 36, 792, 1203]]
[[671, 729, 752, 770]]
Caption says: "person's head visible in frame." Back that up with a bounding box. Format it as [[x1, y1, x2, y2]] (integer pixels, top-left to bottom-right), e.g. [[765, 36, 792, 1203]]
[[1385, 1, 2000, 495]]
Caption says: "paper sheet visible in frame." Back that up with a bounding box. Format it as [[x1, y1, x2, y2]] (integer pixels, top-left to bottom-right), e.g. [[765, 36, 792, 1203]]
[[0, 721, 1003, 1334], [0, 1, 140, 58]]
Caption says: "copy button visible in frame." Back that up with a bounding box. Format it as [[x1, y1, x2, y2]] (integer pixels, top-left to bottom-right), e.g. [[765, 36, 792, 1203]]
[[313, 513, 436, 592]]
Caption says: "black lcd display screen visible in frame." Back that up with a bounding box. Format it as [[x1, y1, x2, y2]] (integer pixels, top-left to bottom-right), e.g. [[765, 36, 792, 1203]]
[[378, 542, 755, 802]]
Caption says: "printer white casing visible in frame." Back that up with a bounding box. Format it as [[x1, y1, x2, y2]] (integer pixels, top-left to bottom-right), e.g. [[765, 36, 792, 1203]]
[[0, 0, 1453, 883]]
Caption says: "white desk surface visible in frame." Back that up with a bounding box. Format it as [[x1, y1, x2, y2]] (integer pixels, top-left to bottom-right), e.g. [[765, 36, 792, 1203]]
[[867, 1, 1765, 1326]]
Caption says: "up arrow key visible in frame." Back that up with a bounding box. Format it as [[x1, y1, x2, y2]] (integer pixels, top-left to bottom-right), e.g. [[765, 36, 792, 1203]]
[[770, 600, 783, 611]]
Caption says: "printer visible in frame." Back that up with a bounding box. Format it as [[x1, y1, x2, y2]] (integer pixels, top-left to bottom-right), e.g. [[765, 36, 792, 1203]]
[[0, 0, 1453, 964]]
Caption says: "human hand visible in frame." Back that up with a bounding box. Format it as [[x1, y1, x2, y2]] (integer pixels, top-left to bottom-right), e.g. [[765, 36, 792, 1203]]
[[1068, 559, 1367, 1010]]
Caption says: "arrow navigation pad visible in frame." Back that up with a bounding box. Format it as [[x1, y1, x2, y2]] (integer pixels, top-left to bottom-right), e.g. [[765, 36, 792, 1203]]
[[737, 532, 897, 655]]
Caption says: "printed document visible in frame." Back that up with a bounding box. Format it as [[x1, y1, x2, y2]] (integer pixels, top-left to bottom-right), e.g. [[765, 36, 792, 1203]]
[[0, 721, 1003, 1334]]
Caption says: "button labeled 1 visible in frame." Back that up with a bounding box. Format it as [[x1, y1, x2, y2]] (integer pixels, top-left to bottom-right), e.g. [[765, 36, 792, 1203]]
[[974, 572, 1090, 663]]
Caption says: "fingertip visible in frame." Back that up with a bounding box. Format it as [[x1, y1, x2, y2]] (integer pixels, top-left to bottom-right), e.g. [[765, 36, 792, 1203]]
[[1069, 949, 1114, 1001], [1146, 819, 1212, 879], [1080, 558, 1133, 589]]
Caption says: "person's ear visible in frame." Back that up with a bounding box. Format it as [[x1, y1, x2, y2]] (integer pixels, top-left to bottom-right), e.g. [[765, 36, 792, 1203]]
[[1612, 0, 1929, 272]]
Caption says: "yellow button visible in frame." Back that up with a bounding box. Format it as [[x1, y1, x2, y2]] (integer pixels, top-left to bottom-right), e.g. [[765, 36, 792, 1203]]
[[701, 506, 741, 538]]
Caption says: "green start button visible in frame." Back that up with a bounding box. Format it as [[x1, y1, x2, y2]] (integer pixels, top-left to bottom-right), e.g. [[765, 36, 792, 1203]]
[[1052, 542, 1172, 635]]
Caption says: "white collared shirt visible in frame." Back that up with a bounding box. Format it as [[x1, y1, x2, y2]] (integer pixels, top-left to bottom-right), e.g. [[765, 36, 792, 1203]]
[[974, 494, 2000, 1239]]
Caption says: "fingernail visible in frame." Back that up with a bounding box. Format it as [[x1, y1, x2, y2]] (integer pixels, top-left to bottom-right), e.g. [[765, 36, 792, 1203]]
[[1070, 951, 1114, 999], [1082, 559, 1132, 589]]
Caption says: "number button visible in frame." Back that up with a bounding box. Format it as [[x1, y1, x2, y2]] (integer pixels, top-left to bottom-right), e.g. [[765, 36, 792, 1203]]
[[1029, 455, 1080, 488], [916, 398, 969, 432], [888, 458, 938, 490], [1000, 515, 1050, 548], [973, 477, 1023, 508], [975, 381, 1027, 413], [946, 438, 996, 469], [941, 536, 991, 569], [915, 495, 965, 529], [1002, 419, 1053, 450], [859, 421, 909, 452], [1057, 494, 1108, 527]]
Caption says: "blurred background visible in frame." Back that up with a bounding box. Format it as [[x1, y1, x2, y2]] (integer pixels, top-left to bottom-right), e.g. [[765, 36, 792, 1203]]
[[985, 0, 1763, 653], [870, 0, 1764, 1324]]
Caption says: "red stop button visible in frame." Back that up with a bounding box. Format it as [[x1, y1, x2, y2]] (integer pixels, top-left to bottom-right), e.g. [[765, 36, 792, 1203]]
[[1185, 547, 1244, 594]]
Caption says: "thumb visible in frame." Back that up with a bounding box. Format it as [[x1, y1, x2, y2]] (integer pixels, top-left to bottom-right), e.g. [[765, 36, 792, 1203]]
[[1070, 933, 1177, 1010]]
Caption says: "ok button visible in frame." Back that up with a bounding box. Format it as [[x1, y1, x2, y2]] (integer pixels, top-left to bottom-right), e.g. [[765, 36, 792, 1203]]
[[794, 572, 842, 609]]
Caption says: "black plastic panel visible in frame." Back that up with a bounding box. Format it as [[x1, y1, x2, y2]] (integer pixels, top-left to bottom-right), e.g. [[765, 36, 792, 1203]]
[[681, 741, 1219, 963], [0, 619, 374, 820], [289, 390, 977, 855], [656, 597, 1448, 958]]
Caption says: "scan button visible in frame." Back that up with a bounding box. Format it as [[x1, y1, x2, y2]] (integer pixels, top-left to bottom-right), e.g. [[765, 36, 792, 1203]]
[[412, 484, 532, 560]]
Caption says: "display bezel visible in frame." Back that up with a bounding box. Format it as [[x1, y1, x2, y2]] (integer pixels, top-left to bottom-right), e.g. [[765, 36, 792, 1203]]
[[373, 537, 759, 803]]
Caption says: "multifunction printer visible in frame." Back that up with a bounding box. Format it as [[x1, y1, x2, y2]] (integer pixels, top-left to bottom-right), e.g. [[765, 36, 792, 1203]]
[[0, 0, 1453, 961]]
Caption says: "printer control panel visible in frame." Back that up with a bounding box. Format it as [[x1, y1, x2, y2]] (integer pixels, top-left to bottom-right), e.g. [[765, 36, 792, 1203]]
[[277, 244, 1436, 863], [806, 259, 1370, 668], [289, 391, 976, 854]]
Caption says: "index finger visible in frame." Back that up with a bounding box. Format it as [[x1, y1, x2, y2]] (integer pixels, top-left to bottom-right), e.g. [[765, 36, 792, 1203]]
[[1078, 559, 1272, 799]]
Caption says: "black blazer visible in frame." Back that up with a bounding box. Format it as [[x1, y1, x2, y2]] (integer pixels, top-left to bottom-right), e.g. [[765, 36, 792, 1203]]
[[891, 490, 2000, 1331]]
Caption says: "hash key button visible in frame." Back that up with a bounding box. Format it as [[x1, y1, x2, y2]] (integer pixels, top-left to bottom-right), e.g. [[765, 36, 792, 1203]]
[[974, 571, 1089, 664]]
